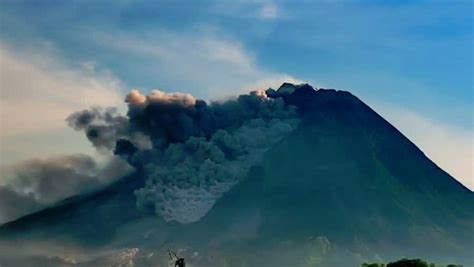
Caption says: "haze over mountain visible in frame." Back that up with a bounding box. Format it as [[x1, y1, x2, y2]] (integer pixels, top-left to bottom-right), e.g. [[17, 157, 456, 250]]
[[0, 83, 472, 267]]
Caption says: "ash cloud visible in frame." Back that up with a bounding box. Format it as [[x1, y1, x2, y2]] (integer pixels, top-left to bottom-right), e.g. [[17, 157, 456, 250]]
[[0, 187, 41, 224], [68, 88, 300, 223], [66, 107, 129, 151], [0, 154, 131, 223]]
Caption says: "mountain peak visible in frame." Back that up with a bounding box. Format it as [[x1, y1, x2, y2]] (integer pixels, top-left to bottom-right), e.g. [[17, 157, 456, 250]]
[[1, 82, 473, 266], [265, 82, 361, 115], [267, 82, 316, 97]]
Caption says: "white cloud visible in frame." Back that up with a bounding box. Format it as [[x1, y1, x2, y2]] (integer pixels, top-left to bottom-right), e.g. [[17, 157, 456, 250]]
[[375, 105, 474, 191], [0, 44, 123, 137], [0, 43, 131, 220], [0, 43, 125, 164], [259, 2, 279, 20], [96, 31, 298, 100]]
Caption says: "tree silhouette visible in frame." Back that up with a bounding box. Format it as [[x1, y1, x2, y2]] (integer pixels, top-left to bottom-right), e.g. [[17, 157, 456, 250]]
[[387, 258, 428, 267], [362, 263, 384, 267]]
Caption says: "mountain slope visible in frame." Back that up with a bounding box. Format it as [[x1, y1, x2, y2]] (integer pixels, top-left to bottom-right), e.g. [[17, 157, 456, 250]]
[[0, 84, 472, 266], [0, 171, 148, 245], [172, 85, 474, 265]]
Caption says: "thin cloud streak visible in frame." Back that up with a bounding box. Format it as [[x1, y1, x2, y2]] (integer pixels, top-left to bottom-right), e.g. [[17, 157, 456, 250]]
[[259, 2, 279, 20], [0, 44, 123, 137], [0, 43, 125, 164], [376, 104, 474, 191], [92, 30, 300, 99]]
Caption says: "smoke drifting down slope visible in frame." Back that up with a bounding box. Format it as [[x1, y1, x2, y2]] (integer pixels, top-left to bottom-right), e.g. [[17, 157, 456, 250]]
[[2, 83, 473, 266], [0, 154, 131, 223], [68, 88, 300, 223]]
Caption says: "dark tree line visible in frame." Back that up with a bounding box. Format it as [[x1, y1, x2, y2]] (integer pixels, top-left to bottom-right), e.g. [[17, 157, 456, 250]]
[[362, 258, 463, 267]]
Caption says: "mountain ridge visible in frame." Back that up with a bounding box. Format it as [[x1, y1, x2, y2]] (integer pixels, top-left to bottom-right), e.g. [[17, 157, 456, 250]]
[[1, 83, 472, 266]]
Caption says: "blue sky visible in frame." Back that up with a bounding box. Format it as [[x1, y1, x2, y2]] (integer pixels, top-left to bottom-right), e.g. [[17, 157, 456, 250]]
[[0, 0, 472, 188]]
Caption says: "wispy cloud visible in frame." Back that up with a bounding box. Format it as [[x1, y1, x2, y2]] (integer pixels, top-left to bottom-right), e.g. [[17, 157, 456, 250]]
[[0, 43, 125, 163], [0, 43, 134, 223], [0, 154, 131, 223], [93, 30, 299, 99], [259, 2, 279, 20], [375, 104, 473, 191]]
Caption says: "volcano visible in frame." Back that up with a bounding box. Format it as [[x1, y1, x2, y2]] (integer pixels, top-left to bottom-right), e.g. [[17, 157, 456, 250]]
[[0, 83, 472, 267]]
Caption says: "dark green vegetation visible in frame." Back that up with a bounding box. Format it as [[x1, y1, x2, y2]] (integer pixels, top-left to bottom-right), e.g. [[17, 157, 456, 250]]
[[363, 258, 464, 267], [0, 84, 473, 266]]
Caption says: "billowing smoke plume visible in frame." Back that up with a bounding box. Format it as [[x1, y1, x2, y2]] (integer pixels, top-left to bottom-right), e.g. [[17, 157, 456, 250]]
[[68, 88, 300, 223], [66, 107, 130, 151], [0, 154, 131, 223]]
